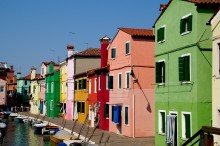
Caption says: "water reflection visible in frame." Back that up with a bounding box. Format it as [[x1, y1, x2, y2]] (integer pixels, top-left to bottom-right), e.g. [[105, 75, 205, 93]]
[[3, 118, 50, 146]]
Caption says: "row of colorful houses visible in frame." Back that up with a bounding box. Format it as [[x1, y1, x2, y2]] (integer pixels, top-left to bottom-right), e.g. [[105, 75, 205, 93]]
[[2, 0, 220, 145]]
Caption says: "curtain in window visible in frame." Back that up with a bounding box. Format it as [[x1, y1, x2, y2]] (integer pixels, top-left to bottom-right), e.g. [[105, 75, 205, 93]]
[[113, 106, 121, 124], [166, 115, 176, 146]]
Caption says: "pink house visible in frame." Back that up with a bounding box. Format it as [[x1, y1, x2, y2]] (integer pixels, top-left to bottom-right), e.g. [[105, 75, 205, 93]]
[[108, 28, 155, 137]]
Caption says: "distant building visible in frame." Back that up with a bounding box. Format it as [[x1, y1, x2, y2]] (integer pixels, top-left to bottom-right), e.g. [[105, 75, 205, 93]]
[[0, 79, 7, 106]]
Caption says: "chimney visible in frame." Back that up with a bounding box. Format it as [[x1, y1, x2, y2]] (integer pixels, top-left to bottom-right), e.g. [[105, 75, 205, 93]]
[[31, 66, 36, 80], [67, 45, 74, 58], [16, 72, 21, 79], [100, 36, 110, 67]]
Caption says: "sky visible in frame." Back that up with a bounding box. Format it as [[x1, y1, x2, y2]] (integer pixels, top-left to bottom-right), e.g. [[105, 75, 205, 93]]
[[0, 0, 168, 76]]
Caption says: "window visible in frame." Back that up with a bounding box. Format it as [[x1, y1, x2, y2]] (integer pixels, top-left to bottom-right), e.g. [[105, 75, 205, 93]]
[[158, 110, 166, 134], [51, 82, 54, 93], [104, 104, 109, 118], [94, 78, 97, 93], [179, 54, 191, 82], [50, 100, 54, 111], [112, 106, 115, 122], [111, 48, 116, 59], [118, 73, 122, 89], [126, 42, 130, 55], [156, 60, 165, 84], [89, 79, 91, 94], [24, 90, 28, 95], [77, 102, 81, 113], [125, 72, 130, 88], [98, 75, 101, 90], [24, 80, 27, 85], [79, 80, 82, 90], [180, 14, 192, 35], [0, 86, 4, 92], [182, 112, 191, 139], [157, 25, 165, 43], [81, 79, 87, 89], [107, 74, 114, 90], [33, 86, 36, 94], [77, 102, 85, 114], [41, 67, 45, 75], [124, 106, 129, 125]]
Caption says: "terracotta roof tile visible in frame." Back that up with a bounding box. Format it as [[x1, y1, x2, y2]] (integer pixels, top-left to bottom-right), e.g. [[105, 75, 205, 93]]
[[118, 27, 154, 38], [188, 0, 220, 4], [22, 74, 31, 80], [74, 48, 101, 57]]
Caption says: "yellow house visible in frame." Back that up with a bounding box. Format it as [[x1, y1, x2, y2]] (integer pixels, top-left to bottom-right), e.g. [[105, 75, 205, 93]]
[[211, 10, 220, 145], [60, 61, 67, 118], [74, 72, 89, 124], [30, 66, 41, 115]]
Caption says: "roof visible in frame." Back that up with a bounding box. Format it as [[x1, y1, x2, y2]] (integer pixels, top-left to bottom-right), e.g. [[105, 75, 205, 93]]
[[118, 27, 154, 38], [41, 61, 59, 66], [153, 0, 220, 27], [20, 74, 31, 80], [188, 0, 220, 4], [74, 48, 101, 57]]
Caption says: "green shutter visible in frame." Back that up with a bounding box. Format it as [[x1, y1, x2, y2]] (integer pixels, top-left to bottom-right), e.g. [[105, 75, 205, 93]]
[[126, 43, 130, 54], [184, 56, 190, 81], [162, 62, 165, 83], [126, 73, 130, 88], [179, 57, 184, 81], [156, 62, 162, 83], [125, 107, 128, 125], [188, 15, 192, 31], [109, 76, 113, 89], [111, 48, 116, 58], [119, 74, 122, 89], [161, 112, 165, 133], [180, 19, 184, 34], [161, 27, 165, 41], [104, 104, 109, 118], [185, 114, 191, 138]]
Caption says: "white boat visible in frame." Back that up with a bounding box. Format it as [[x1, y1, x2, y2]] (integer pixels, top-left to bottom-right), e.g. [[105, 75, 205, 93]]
[[9, 113, 18, 117]]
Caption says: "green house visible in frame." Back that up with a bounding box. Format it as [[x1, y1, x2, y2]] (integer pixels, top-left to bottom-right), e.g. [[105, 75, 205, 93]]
[[45, 62, 60, 117], [154, 0, 220, 145]]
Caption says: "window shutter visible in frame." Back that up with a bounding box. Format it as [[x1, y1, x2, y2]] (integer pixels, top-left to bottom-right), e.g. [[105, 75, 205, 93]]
[[104, 104, 109, 118], [81, 102, 85, 114], [77, 102, 81, 113], [111, 49, 116, 58], [179, 57, 184, 81], [156, 62, 162, 83], [125, 107, 128, 125], [161, 27, 165, 41], [188, 15, 192, 31], [157, 28, 161, 42], [185, 114, 191, 138], [126, 43, 130, 54], [184, 56, 190, 81], [109, 76, 113, 89], [180, 19, 184, 34], [112, 106, 114, 122], [162, 62, 165, 83], [162, 112, 165, 133]]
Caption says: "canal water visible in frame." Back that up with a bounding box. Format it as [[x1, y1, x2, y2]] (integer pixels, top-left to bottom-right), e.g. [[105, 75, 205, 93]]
[[2, 117, 51, 146]]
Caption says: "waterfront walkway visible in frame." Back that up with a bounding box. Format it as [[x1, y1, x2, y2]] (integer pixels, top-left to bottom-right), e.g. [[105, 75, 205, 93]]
[[19, 112, 155, 146]]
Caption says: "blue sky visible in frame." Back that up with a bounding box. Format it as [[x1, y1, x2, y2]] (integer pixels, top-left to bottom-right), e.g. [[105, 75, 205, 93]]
[[0, 0, 168, 75]]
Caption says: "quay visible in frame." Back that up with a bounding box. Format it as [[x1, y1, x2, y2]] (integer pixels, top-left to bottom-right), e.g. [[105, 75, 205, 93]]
[[19, 112, 155, 146]]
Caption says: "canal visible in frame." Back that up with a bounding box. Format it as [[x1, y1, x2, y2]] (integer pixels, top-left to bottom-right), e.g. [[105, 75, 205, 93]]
[[2, 117, 50, 146]]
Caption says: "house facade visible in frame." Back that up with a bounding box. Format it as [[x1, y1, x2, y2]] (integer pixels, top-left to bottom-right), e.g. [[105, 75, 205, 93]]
[[211, 9, 220, 145], [45, 62, 60, 117], [74, 73, 89, 123], [97, 36, 110, 131], [0, 79, 7, 106], [154, 0, 219, 145], [16, 72, 31, 108], [60, 60, 67, 118], [108, 28, 155, 137]]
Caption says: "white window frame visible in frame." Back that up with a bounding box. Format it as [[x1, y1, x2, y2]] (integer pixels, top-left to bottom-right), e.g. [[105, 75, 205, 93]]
[[125, 41, 130, 55], [118, 73, 122, 89], [125, 71, 130, 89], [157, 59, 166, 85], [158, 25, 166, 44], [124, 106, 129, 126], [158, 110, 166, 135], [111, 47, 116, 59], [216, 43, 220, 78], [94, 78, 97, 93], [181, 53, 191, 84], [98, 75, 101, 90], [106, 73, 109, 90], [89, 79, 91, 94], [181, 112, 192, 140], [107, 74, 114, 90], [181, 13, 192, 36]]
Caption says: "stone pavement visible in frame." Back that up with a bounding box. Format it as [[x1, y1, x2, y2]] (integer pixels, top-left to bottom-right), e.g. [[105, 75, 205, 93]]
[[19, 112, 155, 146]]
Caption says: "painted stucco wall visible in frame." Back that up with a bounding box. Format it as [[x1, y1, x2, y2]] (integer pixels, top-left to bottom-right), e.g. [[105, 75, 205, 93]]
[[211, 10, 220, 145], [108, 29, 155, 137], [30, 80, 39, 114], [0, 79, 6, 105], [155, 0, 213, 145], [60, 62, 67, 103], [38, 79, 46, 115], [75, 58, 100, 74]]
